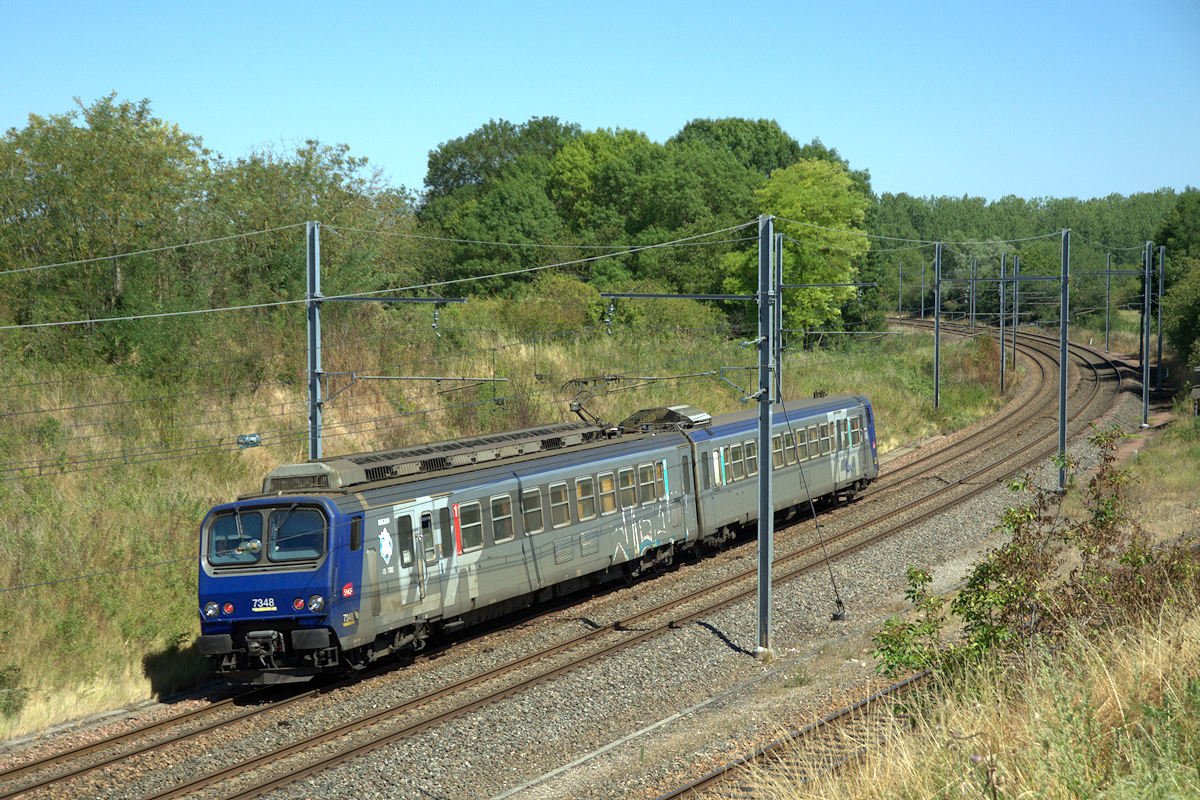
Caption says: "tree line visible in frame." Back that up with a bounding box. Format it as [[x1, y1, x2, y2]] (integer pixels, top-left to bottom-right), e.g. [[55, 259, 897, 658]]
[[2, 94, 1197, 370]]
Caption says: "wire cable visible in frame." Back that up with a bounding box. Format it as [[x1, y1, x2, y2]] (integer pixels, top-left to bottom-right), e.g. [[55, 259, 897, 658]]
[[0, 223, 307, 277]]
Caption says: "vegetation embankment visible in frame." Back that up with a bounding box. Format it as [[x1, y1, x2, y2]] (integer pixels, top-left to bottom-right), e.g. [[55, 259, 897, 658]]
[[766, 410, 1200, 799]]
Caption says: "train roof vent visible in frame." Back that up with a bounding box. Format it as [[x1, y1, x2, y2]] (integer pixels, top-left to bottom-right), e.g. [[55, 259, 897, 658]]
[[263, 420, 609, 492], [618, 405, 711, 433]]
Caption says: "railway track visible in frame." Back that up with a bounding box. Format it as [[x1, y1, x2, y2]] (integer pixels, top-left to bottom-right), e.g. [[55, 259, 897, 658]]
[[0, 324, 1124, 800], [648, 324, 1130, 799], [653, 672, 926, 800]]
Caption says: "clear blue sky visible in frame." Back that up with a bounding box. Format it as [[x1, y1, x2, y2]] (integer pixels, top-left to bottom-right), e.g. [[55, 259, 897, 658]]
[[3, 0, 1197, 202]]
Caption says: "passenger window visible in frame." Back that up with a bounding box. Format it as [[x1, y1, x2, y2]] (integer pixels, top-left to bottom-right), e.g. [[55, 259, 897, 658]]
[[421, 512, 437, 564], [820, 423, 832, 455], [550, 482, 570, 528], [521, 489, 544, 534], [576, 477, 596, 521], [619, 468, 637, 507], [491, 495, 514, 543], [440, 507, 453, 556], [808, 426, 819, 455], [850, 417, 862, 447], [655, 462, 666, 498], [729, 444, 745, 481], [598, 472, 618, 515], [458, 503, 483, 552], [397, 515, 415, 567], [638, 464, 656, 503], [745, 441, 758, 476], [771, 435, 784, 469], [796, 429, 808, 460], [783, 432, 797, 465]]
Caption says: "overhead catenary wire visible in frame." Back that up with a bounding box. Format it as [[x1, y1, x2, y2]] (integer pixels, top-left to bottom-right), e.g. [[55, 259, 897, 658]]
[[0, 221, 760, 333], [0, 222, 308, 277]]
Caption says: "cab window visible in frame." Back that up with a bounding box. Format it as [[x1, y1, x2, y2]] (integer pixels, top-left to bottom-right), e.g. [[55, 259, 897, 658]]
[[208, 511, 263, 565], [267, 507, 325, 562]]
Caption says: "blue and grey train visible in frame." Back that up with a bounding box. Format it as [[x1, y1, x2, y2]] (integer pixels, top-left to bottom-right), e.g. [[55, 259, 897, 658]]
[[196, 395, 879, 683]]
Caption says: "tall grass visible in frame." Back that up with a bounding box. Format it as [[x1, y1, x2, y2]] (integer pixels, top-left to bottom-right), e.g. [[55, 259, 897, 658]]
[[0, 296, 1007, 739], [762, 600, 1200, 800]]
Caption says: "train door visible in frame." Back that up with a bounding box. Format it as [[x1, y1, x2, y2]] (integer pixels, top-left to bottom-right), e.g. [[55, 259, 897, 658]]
[[408, 496, 453, 618], [829, 409, 852, 488]]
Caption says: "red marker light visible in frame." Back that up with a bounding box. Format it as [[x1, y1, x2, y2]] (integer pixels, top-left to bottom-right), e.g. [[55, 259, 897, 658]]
[[293, 597, 305, 611], [222, 602, 234, 615], [342, 582, 354, 598]]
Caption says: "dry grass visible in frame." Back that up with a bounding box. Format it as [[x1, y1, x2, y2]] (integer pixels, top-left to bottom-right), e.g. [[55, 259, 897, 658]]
[[744, 405, 1200, 800], [752, 602, 1200, 800]]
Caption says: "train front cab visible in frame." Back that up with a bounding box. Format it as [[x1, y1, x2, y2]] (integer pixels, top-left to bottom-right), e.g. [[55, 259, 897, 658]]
[[196, 496, 363, 683]]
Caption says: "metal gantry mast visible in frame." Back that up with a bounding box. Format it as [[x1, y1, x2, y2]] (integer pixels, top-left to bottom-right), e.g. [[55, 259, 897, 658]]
[[756, 215, 775, 657], [306, 221, 323, 461]]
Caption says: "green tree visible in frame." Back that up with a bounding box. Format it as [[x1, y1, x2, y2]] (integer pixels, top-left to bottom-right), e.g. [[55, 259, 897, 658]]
[[0, 95, 207, 317], [420, 117, 579, 218], [669, 117, 801, 177], [723, 158, 870, 331]]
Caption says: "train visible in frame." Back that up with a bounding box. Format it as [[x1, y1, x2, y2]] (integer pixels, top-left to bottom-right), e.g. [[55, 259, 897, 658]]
[[196, 395, 879, 683]]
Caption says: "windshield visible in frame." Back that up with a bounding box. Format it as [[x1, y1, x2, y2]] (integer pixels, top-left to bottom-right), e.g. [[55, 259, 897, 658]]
[[207, 506, 326, 566]]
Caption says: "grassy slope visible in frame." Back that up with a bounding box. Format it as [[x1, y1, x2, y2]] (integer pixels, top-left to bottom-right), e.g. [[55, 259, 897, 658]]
[[0, 314, 1005, 739], [769, 411, 1200, 799]]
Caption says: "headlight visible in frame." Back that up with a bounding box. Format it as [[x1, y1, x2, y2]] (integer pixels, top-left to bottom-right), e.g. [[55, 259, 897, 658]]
[[306, 594, 325, 613], [203, 601, 220, 619]]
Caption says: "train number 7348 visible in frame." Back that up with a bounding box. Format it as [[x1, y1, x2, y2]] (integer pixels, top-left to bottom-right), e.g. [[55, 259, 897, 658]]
[[251, 597, 277, 612]]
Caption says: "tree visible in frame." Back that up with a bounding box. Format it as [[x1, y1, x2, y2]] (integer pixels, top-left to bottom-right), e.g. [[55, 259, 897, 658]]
[[420, 117, 579, 213], [0, 95, 208, 323], [722, 158, 870, 331], [1163, 257, 1200, 367], [669, 117, 802, 177]]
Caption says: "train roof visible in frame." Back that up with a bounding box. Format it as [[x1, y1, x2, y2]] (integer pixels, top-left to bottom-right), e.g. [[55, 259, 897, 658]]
[[255, 405, 711, 498], [249, 396, 868, 502]]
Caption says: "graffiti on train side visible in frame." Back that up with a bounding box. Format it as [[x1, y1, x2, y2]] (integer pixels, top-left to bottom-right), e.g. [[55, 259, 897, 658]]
[[610, 502, 669, 562]]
